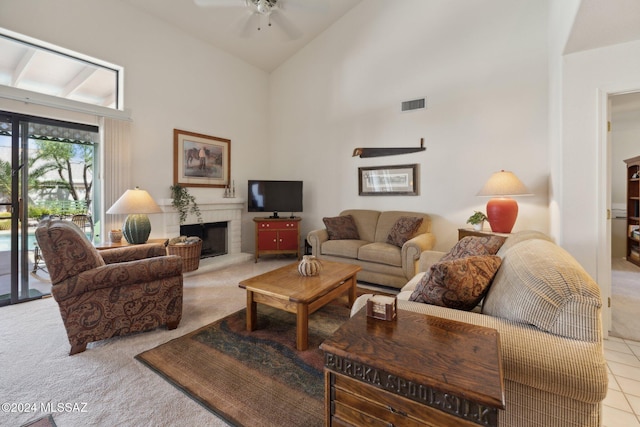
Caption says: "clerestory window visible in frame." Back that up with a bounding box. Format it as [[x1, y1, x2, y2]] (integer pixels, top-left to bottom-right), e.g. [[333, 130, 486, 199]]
[[0, 29, 122, 110]]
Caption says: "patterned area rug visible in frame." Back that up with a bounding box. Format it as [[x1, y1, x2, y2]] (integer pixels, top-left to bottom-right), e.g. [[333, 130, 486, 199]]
[[20, 414, 56, 427], [136, 298, 353, 426]]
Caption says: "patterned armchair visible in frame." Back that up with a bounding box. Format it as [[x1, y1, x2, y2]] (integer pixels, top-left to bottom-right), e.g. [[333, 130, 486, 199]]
[[35, 219, 183, 355]]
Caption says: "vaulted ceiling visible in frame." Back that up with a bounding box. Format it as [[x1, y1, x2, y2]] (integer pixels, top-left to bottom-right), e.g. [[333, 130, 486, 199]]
[[121, 0, 364, 72], [1, 0, 640, 110], [564, 0, 640, 54]]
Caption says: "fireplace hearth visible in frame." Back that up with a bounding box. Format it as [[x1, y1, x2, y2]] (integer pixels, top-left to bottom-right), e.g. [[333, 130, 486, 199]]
[[180, 222, 227, 259]]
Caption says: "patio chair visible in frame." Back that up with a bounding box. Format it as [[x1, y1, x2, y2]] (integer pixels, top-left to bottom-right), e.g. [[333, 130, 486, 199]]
[[71, 214, 94, 241], [35, 219, 184, 355], [31, 243, 50, 280], [31, 215, 54, 277]]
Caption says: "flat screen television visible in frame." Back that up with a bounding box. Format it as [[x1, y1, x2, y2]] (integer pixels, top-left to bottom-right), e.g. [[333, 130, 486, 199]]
[[247, 180, 303, 218]]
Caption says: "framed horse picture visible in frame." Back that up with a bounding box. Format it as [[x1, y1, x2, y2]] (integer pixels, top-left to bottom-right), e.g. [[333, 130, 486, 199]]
[[173, 129, 231, 188]]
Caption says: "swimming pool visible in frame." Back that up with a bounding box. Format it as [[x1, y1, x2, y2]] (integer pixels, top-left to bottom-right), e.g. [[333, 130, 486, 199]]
[[0, 231, 38, 252], [0, 229, 95, 252]]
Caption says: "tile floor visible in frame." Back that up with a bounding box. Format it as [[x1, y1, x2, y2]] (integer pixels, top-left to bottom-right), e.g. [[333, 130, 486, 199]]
[[604, 336, 640, 426]]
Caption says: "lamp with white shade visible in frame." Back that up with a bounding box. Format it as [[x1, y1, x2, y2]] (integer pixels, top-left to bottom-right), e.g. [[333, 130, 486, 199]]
[[106, 187, 163, 244], [476, 170, 531, 233]]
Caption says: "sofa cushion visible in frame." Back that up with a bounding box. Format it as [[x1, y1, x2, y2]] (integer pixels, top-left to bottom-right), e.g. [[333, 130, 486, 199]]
[[441, 235, 506, 262], [358, 242, 402, 267], [323, 215, 360, 240], [374, 211, 430, 243], [409, 255, 501, 311], [321, 239, 367, 259], [340, 210, 380, 242], [401, 271, 427, 293], [386, 216, 423, 247], [482, 239, 602, 342]]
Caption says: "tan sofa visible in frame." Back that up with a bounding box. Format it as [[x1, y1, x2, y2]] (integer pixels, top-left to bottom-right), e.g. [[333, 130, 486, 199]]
[[351, 231, 608, 426], [307, 209, 435, 289]]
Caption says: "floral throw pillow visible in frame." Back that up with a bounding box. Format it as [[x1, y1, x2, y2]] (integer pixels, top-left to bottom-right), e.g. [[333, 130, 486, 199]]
[[409, 255, 502, 311], [440, 235, 506, 262], [323, 215, 360, 240], [386, 217, 423, 247]]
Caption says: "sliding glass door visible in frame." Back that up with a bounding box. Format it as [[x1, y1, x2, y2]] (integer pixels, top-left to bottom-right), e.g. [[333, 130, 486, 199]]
[[0, 112, 99, 306]]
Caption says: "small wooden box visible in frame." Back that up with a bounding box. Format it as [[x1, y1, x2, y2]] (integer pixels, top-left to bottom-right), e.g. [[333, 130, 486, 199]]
[[366, 295, 397, 321]]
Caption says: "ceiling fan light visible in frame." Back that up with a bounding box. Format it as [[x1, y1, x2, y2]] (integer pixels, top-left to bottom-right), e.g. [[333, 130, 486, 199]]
[[256, 0, 271, 15]]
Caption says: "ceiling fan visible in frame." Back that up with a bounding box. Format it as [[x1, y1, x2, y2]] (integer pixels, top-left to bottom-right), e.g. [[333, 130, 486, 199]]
[[194, 0, 304, 40]]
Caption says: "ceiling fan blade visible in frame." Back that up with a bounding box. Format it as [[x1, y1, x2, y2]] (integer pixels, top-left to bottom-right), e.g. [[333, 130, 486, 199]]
[[235, 11, 260, 38], [277, 0, 328, 14], [270, 11, 302, 40], [194, 0, 245, 8]]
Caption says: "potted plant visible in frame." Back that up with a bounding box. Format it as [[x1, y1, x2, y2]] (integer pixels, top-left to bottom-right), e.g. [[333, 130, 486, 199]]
[[170, 184, 202, 225], [169, 184, 203, 272], [466, 211, 488, 231]]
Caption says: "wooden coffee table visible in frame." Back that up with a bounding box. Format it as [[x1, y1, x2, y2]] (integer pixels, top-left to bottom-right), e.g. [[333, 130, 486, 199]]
[[238, 260, 361, 351]]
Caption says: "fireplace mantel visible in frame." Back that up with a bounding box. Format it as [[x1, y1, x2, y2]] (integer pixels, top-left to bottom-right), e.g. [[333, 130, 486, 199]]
[[157, 197, 245, 257]]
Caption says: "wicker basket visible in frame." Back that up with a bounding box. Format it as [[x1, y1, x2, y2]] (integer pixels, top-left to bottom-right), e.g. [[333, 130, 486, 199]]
[[167, 240, 202, 272]]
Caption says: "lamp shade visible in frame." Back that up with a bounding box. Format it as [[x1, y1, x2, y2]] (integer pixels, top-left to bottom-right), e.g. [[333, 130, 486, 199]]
[[477, 170, 531, 233], [107, 187, 162, 244], [106, 187, 162, 215], [476, 170, 530, 197]]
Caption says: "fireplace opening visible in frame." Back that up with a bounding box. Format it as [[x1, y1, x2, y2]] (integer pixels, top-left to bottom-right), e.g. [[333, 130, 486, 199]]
[[180, 221, 228, 259]]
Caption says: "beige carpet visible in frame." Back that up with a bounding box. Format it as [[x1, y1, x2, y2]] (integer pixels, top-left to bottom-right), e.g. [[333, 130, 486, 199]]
[[610, 257, 640, 341], [0, 256, 293, 427]]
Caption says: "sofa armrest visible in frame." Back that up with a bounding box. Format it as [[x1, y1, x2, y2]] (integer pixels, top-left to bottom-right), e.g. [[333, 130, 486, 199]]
[[401, 232, 436, 278], [307, 229, 329, 257], [51, 255, 183, 302], [99, 243, 167, 264]]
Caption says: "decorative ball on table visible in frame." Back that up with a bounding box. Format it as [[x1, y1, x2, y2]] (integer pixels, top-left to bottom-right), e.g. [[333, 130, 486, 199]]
[[298, 255, 322, 276]]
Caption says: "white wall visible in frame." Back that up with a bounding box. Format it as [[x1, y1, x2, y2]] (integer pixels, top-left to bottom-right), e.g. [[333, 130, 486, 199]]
[[0, 0, 270, 249], [269, 0, 550, 251], [547, 0, 581, 243]]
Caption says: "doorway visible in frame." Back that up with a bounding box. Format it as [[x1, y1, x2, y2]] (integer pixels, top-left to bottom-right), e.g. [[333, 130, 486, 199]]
[[609, 92, 640, 340], [0, 112, 99, 306]]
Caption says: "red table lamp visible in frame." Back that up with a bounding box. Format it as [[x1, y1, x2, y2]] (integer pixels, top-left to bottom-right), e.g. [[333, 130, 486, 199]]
[[477, 170, 530, 233]]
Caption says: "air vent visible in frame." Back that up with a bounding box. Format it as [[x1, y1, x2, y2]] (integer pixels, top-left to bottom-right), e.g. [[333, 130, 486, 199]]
[[401, 97, 426, 112]]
